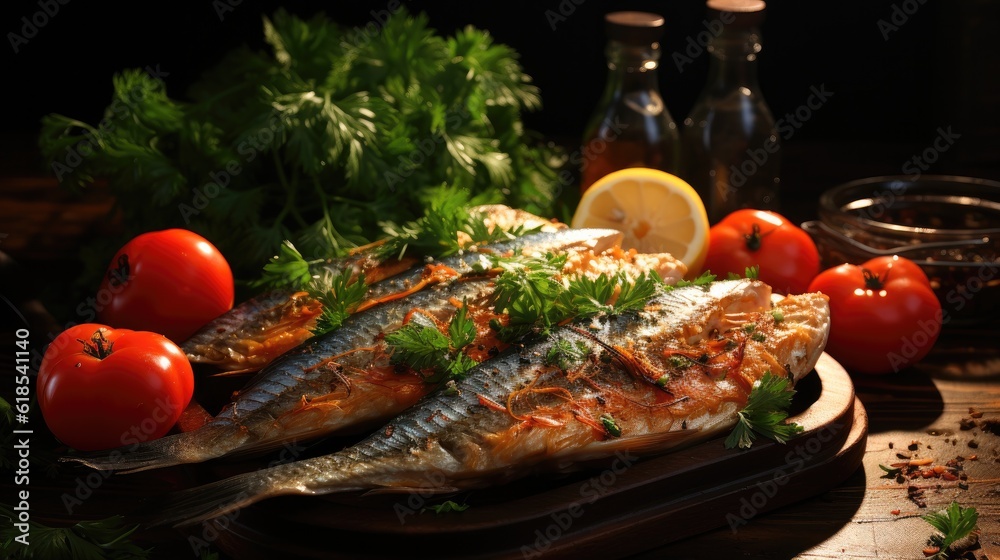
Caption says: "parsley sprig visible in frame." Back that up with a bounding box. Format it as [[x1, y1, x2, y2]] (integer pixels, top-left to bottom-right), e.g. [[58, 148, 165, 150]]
[[0, 505, 150, 559], [39, 7, 563, 301], [423, 500, 470, 514], [490, 253, 666, 340], [385, 300, 480, 382], [377, 190, 539, 261], [724, 371, 804, 449], [665, 271, 716, 291], [254, 191, 539, 337], [545, 339, 590, 370], [922, 501, 979, 559]]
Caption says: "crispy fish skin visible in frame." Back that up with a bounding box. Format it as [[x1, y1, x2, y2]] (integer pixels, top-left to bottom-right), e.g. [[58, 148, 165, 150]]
[[153, 280, 830, 527], [181, 205, 571, 374], [182, 224, 620, 373], [64, 229, 628, 473]]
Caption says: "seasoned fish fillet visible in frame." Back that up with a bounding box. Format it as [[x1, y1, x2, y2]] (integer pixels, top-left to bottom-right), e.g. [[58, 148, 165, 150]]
[[65, 229, 657, 473], [182, 205, 568, 374], [153, 279, 830, 527]]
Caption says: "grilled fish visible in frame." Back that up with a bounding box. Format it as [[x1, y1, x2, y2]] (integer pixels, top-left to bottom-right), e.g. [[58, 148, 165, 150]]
[[153, 279, 830, 527], [182, 205, 567, 374], [65, 229, 662, 473]]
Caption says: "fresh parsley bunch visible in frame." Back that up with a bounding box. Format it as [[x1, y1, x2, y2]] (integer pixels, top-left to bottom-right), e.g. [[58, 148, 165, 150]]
[[39, 8, 564, 290]]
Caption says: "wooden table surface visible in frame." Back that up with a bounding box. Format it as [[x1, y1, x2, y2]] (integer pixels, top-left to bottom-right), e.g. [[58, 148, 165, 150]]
[[2, 150, 999, 559], [651, 327, 1000, 560]]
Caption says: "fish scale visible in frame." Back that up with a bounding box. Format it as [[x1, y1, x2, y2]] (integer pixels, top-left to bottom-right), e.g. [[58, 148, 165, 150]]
[[151, 279, 830, 527], [183, 227, 621, 373], [63, 228, 624, 473]]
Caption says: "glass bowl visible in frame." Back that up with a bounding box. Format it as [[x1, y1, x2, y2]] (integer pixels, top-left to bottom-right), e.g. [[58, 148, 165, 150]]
[[803, 174, 1000, 326]]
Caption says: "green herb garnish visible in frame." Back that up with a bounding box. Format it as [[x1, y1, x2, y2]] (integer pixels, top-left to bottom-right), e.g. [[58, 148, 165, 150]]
[[600, 413, 622, 437], [385, 324, 453, 372], [545, 339, 590, 370], [614, 271, 662, 312], [0, 505, 150, 559], [423, 500, 470, 514], [38, 8, 562, 299], [771, 309, 784, 323], [448, 302, 477, 350], [385, 300, 480, 382], [922, 501, 979, 559], [878, 464, 902, 478], [257, 240, 318, 291], [490, 253, 664, 339], [667, 271, 716, 291], [313, 270, 370, 335], [724, 371, 804, 449], [668, 355, 689, 368]]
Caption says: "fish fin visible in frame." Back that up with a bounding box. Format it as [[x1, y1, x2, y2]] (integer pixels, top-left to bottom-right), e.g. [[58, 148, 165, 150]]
[[147, 470, 285, 528], [209, 368, 258, 377], [61, 438, 185, 474], [60, 423, 244, 474]]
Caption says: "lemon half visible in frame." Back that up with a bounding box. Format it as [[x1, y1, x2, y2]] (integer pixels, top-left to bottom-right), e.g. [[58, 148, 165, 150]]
[[571, 168, 710, 275]]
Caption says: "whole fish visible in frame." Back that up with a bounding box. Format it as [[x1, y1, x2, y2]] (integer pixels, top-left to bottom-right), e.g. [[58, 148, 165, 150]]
[[182, 205, 568, 374], [64, 228, 641, 473], [152, 279, 830, 527]]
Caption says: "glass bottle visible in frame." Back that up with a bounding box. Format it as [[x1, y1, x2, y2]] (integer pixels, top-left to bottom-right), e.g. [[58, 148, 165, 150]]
[[680, 0, 780, 224], [580, 11, 681, 194]]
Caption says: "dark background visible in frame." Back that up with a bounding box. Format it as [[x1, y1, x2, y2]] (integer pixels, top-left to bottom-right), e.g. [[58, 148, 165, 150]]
[[2, 0, 999, 201]]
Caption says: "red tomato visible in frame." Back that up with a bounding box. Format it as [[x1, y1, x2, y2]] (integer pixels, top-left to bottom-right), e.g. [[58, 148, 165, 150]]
[[701, 209, 820, 294], [98, 229, 234, 343], [37, 324, 195, 451], [807, 255, 942, 375]]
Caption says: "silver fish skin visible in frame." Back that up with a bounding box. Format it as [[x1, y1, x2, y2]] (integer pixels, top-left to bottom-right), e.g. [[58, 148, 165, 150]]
[[182, 228, 623, 372], [153, 280, 830, 527], [65, 228, 624, 473]]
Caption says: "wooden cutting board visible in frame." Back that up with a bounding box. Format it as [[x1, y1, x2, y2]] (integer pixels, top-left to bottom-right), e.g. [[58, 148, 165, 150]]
[[194, 353, 867, 559]]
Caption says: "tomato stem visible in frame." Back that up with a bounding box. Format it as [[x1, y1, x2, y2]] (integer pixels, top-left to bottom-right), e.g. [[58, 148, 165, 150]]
[[862, 268, 885, 290], [744, 224, 768, 252], [80, 330, 114, 359], [107, 254, 130, 288]]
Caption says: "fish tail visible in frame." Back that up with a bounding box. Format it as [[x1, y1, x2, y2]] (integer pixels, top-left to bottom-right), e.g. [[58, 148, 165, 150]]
[[60, 423, 247, 474], [148, 470, 279, 528]]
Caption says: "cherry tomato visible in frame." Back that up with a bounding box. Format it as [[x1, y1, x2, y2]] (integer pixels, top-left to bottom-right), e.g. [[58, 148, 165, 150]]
[[98, 229, 234, 343], [701, 209, 820, 294], [807, 255, 942, 375], [37, 324, 195, 451]]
